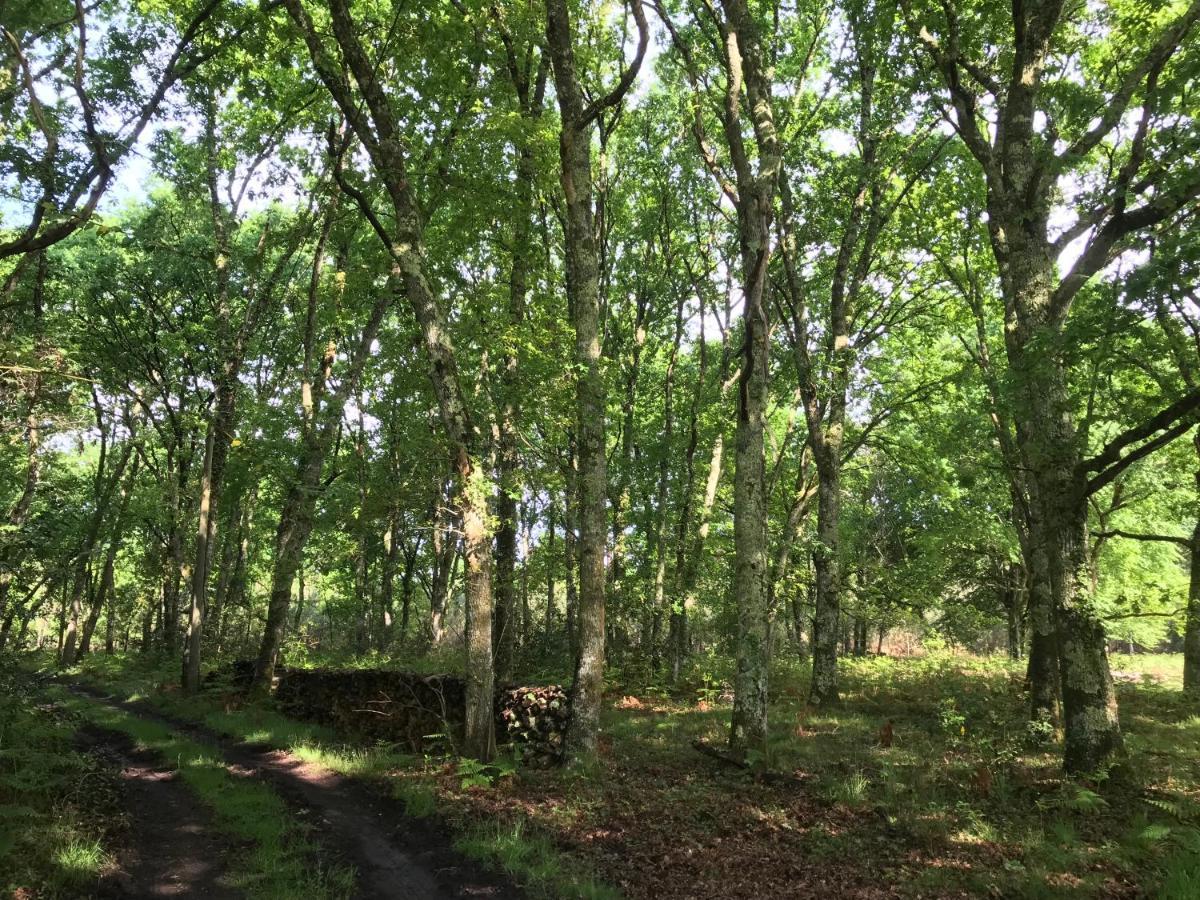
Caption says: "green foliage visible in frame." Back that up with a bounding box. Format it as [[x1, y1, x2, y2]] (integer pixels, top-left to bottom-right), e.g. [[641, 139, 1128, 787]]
[[455, 752, 519, 790]]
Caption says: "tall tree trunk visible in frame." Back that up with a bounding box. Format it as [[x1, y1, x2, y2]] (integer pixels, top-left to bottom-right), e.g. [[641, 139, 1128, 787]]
[[1186, 524, 1200, 698], [520, 499, 532, 652], [208, 491, 240, 652], [251, 303, 391, 679], [80, 455, 139, 657], [494, 487, 518, 680], [380, 508, 401, 649], [544, 499, 556, 640], [809, 447, 841, 704], [563, 454, 579, 659], [611, 291, 648, 602], [720, 0, 780, 756], [429, 484, 456, 647], [399, 535, 419, 645], [545, 0, 646, 762], [1186, 435, 1200, 696], [648, 294, 684, 667], [80, 547, 116, 659], [284, 0, 497, 760]]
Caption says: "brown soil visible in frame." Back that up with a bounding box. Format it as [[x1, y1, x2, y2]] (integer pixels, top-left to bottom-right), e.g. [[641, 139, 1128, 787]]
[[70, 683, 522, 900], [75, 723, 242, 898]]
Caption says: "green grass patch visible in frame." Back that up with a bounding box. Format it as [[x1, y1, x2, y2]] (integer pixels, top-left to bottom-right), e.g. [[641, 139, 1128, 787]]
[[455, 819, 621, 900], [0, 666, 119, 898]]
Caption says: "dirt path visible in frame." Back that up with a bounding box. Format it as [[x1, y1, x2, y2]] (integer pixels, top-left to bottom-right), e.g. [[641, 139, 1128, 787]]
[[69, 683, 522, 900], [75, 723, 243, 899]]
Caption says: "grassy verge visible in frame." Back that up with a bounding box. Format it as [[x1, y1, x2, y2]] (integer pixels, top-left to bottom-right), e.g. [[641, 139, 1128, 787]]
[[48, 684, 355, 900], [0, 667, 119, 898]]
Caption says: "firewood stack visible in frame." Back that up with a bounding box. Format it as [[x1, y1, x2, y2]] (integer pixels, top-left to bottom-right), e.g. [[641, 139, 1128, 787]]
[[496, 684, 571, 764], [207, 661, 569, 760]]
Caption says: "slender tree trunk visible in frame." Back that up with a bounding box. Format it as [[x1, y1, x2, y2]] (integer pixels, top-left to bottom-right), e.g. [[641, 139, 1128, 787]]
[[208, 492, 239, 651], [545, 0, 642, 761], [648, 295, 683, 668], [520, 499, 532, 651], [399, 536, 418, 645], [494, 487, 518, 680], [809, 448, 841, 704], [79, 537, 117, 658], [722, 0, 780, 756], [563, 458, 579, 659], [430, 488, 456, 647], [252, 226, 388, 691], [1185, 523, 1200, 698], [544, 499, 556, 640], [184, 425, 217, 691], [62, 441, 133, 667], [380, 508, 401, 649]]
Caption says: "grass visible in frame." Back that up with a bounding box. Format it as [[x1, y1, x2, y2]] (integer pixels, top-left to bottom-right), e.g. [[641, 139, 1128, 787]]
[[455, 820, 622, 900], [66, 651, 614, 898], [0, 666, 119, 898], [49, 685, 355, 900]]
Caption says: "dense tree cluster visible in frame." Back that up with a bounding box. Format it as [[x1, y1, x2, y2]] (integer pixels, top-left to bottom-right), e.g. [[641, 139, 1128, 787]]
[[3, 0, 1200, 775]]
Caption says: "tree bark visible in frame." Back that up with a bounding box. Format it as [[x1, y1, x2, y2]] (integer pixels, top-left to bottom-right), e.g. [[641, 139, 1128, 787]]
[[716, 0, 781, 756], [61, 438, 133, 667], [544, 0, 646, 763]]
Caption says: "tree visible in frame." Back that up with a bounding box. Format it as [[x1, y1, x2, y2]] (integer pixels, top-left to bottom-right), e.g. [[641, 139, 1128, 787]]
[[905, 0, 1200, 772], [544, 0, 648, 763]]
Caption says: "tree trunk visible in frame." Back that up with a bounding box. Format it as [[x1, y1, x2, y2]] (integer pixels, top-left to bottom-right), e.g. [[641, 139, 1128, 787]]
[[1185, 519, 1200, 697], [563, 460, 579, 659], [544, 499, 556, 640], [252, 223, 388, 691], [79, 538, 117, 658], [399, 536, 418, 645], [494, 486, 518, 681], [61, 440, 133, 667], [721, 0, 780, 757], [380, 509, 401, 649], [809, 448, 841, 704], [430, 488, 456, 647], [545, 0, 639, 762], [649, 294, 684, 668]]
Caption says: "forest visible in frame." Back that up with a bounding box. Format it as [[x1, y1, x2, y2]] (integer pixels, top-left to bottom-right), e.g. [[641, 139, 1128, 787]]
[[2, 0, 1200, 897]]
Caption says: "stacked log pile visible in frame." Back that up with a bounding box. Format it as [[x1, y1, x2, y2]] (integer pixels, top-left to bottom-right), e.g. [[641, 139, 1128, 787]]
[[209, 661, 570, 760], [273, 668, 468, 752], [496, 684, 570, 764]]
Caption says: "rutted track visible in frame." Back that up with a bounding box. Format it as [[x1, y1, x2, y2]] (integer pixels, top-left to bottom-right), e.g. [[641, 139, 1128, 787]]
[[68, 682, 522, 900], [76, 722, 243, 898]]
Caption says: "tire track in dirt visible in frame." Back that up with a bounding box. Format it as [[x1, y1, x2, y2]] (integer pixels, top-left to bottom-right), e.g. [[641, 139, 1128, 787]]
[[69, 683, 523, 900], [75, 723, 243, 898]]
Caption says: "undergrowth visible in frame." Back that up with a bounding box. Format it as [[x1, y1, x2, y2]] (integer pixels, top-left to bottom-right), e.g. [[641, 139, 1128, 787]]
[[0, 665, 118, 898]]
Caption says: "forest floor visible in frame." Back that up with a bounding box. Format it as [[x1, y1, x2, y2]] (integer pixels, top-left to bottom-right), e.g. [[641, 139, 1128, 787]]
[[5, 652, 1200, 899]]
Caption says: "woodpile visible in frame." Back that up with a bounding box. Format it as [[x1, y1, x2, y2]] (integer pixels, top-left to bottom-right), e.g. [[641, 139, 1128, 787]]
[[496, 684, 570, 764], [208, 661, 570, 761], [274, 668, 467, 752]]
